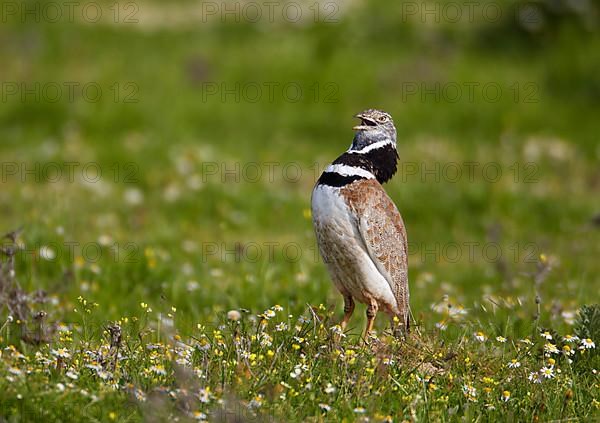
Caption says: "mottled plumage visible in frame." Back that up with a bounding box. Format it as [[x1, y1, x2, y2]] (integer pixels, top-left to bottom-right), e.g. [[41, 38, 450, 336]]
[[311, 109, 410, 337]]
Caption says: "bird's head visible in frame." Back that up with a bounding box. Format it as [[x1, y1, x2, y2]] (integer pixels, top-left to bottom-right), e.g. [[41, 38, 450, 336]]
[[350, 109, 397, 150]]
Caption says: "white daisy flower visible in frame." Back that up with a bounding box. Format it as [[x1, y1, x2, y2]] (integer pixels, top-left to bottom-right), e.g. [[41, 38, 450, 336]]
[[544, 343, 559, 355], [96, 370, 113, 380], [289, 366, 302, 379], [51, 348, 71, 359], [318, 403, 331, 412], [449, 305, 468, 317], [507, 359, 521, 368], [191, 411, 207, 420], [462, 384, 477, 401], [324, 383, 336, 394], [85, 363, 102, 372], [329, 325, 346, 337], [581, 338, 595, 349], [149, 365, 167, 376], [124, 188, 144, 205], [540, 366, 555, 379], [248, 394, 263, 409], [39, 246, 56, 261], [474, 332, 487, 342], [562, 345, 575, 356], [198, 387, 211, 404], [528, 372, 542, 384], [8, 367, 22, 376], [259, 333, 273, 348]]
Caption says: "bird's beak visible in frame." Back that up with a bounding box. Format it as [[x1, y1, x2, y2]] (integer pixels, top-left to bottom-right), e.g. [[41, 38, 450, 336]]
[[352, 114, 377, 130]]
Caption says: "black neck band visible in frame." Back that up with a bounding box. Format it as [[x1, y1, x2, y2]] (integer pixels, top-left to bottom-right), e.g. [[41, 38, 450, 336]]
[[317, 172, 366, 187], [332, 143, 398, 184]]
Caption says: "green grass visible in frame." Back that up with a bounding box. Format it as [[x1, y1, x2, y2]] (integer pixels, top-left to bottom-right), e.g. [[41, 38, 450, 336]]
[[0, 0, 599, 421]]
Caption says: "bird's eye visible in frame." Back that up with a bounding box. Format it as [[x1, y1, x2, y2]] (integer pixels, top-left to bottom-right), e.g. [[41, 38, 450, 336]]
[[377, 116, 388, 123]]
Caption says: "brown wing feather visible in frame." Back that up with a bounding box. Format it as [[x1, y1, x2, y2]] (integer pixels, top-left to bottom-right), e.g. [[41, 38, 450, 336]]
[[341, 179, 409, 326]]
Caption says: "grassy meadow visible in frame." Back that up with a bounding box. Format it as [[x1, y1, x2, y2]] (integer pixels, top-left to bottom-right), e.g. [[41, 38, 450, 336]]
[[0, 0, 599, 421]]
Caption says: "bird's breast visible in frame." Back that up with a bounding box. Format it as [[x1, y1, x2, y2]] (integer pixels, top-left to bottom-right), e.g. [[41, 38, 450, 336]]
[[311, 184, 354, 233]]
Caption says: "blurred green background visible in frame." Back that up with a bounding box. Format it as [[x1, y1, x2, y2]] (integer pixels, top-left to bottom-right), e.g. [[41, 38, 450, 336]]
[[1, 0, 599, 330]]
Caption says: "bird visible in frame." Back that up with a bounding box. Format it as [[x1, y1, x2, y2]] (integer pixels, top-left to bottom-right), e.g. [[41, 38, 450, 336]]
[[311, 109, 410, 338]]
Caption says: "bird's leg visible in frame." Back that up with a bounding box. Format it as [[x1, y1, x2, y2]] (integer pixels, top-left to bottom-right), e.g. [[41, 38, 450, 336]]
[[364, 300, 379, 339], [340, 295, 355, 330]]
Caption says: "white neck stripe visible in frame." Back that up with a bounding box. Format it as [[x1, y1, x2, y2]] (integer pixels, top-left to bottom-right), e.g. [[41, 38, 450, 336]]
[[325, 164, 375, 179], [348, 140, 394, 154]]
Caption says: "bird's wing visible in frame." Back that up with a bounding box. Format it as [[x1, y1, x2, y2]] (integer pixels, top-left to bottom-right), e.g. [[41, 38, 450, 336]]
[[342, 179, 409, 325]]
